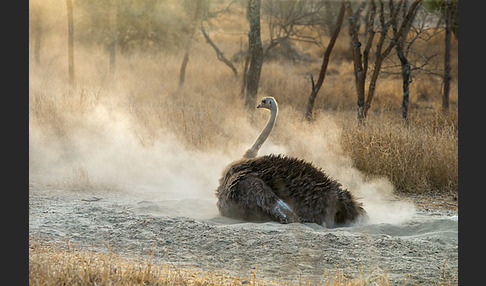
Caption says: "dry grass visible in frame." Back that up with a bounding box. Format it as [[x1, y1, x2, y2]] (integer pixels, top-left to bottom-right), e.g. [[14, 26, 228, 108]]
[[341, 111, 458, 194], [29, 8, 459, 286], [29, 2, 458, 285], [29, 30, 458, 194], [29, 238, 391, 286], [29, 239, 253, 286]]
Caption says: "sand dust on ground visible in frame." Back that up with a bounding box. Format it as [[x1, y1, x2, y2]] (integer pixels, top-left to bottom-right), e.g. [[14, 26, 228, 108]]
[[29, 181, 458, 285]]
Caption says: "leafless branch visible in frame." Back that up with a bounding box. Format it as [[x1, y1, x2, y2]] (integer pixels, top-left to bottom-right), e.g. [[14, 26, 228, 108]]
[[200, 21, 238, 77]]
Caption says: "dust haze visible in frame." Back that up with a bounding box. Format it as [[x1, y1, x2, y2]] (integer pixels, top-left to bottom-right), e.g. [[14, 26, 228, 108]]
[[29, 86, 415, 226], [29, 0, 415, 227]]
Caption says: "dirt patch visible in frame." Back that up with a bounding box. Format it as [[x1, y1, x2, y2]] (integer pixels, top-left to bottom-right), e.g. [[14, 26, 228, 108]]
[[397, 191, 458, 212], [29, 181, 458, 285]]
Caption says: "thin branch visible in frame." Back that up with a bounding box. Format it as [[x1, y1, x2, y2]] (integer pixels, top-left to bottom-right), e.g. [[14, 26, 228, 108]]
[[305, 0, 346, 121], [200, 21, 238, 77], [205, 0, 238, 20], [363, 0, 377, 80]]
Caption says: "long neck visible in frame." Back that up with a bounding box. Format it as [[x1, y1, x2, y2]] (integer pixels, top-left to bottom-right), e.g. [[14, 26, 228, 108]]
[[243, 104, 278, 158]]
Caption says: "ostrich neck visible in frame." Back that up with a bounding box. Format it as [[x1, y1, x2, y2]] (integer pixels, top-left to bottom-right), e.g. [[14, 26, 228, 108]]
[[243, 104, 278, 158]]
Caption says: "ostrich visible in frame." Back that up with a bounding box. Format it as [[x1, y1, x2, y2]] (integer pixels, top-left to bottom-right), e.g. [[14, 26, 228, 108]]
[[215, 96, 367, 227]]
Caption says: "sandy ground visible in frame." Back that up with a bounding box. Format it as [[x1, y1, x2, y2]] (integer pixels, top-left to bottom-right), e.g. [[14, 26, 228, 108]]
[[29, 181, 458, 285]]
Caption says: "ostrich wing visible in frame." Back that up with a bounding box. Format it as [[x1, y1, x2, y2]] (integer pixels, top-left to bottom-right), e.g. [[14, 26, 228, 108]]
[[217, 173, 300, 224]]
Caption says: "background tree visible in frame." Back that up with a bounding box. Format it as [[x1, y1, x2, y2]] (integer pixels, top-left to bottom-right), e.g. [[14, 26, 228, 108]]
[[200, 21, 239, 77], [261, 0, 327, 61], [422, 0, 458, 38], [391, 0, 419, 120], [75, 0, 191, 54], [178, 0, 204, 88], [245, 0, 264, 109], [422, 0, 458, 112], [200, 0, 239, 77], [29, 2, 43, 67], [376, 3, 444, 119], [305, 0, 346, 121], [345, 0, 422, 123], [109, 0, 117, 75], [67, 0, 74, 87], [200, 0, 346, 109], [441, 0, 452, 112]]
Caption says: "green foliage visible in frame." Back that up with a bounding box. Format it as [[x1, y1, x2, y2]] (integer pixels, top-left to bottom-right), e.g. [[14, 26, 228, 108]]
[[422, 0, 458, 38], [422, 0, 442, 12], [75, 0, 192, 53]]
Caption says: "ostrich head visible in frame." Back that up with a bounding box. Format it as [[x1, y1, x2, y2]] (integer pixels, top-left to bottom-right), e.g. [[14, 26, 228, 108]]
[[257, 96, 277, 110], [242, 96, 279, 159]]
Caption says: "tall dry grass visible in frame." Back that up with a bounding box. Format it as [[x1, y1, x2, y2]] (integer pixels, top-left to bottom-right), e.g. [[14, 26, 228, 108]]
[[29, 0, 457, 194], [29, 2, 457, 285], [29, 238, 391, 286], [29, 239, 256, 285], [29, 35, 458, 195], [341, 111, 458, 193]]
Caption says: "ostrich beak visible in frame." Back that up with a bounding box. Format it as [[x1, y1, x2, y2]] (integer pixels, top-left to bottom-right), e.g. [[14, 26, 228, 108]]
[[257, 103, 263, 108]]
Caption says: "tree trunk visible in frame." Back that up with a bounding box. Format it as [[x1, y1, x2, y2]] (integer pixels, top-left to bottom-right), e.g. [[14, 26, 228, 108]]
[[178, 0, 203, 88], [109, 0, 117, 76], [34, 29, 41, 66], [398, 49, 411, 119], [67, 0, 74, 87], [442, 0, 452, 112], [305, 0, 345, 121], [240, 43, 250, 96], [393, 0, 417, 120], [362, 0, 405, 118], [179, 54, 190, 88], [245, 0, 263, 110], [345, 0, 374, 123], [346, 0, 421, 122], [32, 5, 42, 66]]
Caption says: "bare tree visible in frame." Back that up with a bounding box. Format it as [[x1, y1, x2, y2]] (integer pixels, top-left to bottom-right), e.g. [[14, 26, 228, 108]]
[[199, 1, 239, 77], [345, 0, 422, 123], [442, 0, 452, 112], [305, 0, 346, 121], [67, 0, 74, 87], [240, 40, 251, 96], [29, 3, 43, 66], [245, 0, 264, 109], [345, 0, 375, 123], [200, 22, 239, 77], [179, 0, 204, 88], [391, 0, 419, 119], [109, 0, 117, 76], [377, 5, 442, 119], [422, 0, 458, 112], [262, 0, 328, 61], [423, 0, 458, 39]]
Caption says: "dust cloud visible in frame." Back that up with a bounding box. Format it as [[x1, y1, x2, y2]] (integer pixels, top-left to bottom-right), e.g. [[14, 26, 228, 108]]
[[29, 0, 415, 225], [271, 111, 417, 225], [29, 97, 415, 225], [29, 102, 227, 205]]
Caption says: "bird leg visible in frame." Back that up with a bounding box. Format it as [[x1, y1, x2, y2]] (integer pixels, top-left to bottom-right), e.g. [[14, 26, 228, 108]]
[[271, 198, 300, 224]]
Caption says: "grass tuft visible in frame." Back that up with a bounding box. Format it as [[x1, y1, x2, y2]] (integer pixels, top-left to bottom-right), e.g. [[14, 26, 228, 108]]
[[29, 239, 394, 286]]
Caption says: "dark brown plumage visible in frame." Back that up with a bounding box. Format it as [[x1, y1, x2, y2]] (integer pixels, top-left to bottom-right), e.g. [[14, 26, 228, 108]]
[[216, 154, 367, 227], [216, 96, 367, 227]]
